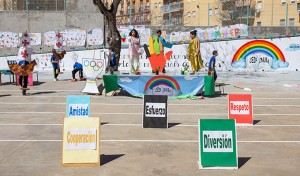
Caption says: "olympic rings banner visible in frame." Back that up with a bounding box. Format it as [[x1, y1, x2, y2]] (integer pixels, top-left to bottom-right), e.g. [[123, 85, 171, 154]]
[[82, 58, 105, 79], [82, 58, 106, 94]]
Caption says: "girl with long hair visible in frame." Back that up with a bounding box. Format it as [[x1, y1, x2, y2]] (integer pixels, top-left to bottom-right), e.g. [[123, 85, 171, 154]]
[[127, 29, 141, 73]]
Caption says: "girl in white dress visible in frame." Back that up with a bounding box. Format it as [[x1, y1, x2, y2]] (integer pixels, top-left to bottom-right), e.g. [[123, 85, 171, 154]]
[[127, 29, 141, 73]]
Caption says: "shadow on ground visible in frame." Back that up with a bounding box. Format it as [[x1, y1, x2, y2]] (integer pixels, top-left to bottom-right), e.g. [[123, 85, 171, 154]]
[[0, 94, 11, 97], [238, 157, 251, 169], [113, 89, 142, 99], [28, 91, 57, 95], [204, 92, 228, 98], [168, 123, 181, 128], [32, 81, 46, 86], [253, 120, 261, 125], [0, 81, 45, 86], [0, 82, 16, 86], [100, 154, 125, 166]]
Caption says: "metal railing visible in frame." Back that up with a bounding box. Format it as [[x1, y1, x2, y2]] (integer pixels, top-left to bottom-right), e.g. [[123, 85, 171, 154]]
[[127, 8, 135, 15], [0, 0, 66, 11], [160, 2, 183, 13], [116, 12, 151, 25], [163, 18, 183, 25], [144, 5, 150, 12]]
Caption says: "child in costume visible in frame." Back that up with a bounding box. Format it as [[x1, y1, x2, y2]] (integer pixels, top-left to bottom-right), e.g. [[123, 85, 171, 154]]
[[16, 47, 31, 96], [51, 49, 66, 81]]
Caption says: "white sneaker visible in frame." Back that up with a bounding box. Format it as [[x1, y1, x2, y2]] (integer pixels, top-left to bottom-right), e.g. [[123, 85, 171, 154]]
[[54, 78, 57, 81]]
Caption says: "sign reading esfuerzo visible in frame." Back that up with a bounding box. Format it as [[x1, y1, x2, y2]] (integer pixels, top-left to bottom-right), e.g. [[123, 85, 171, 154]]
[[62, 117, 100, 166], [66, 95, 91, 118], [228, 94, 253, 125], [199, 119, 238, 169], [145, 103, 166, 118], [143, 95, 168, 128]]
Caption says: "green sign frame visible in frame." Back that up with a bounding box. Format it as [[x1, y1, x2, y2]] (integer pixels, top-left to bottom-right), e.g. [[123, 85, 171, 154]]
[[198, 119, 238, 169]]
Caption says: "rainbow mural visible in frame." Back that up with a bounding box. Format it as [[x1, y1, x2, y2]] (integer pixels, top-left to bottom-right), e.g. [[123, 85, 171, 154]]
[[144, 75, 182, 96], [232, 40, 286, 63], [231, 40, 289, 69]]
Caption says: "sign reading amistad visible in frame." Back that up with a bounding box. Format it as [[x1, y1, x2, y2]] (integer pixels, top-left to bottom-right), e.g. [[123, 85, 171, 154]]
[[228, 94, 253, 125], [143, 95, 168, 128], [66, 96, 91, 118], [199, 119, 238, 169]]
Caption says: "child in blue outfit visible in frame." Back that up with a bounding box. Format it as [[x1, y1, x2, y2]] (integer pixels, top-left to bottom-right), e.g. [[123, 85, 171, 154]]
[[71, 62, 84, 82], [208, 50, 218, 82], [51, 49, 60, 81], [105, 48, 117, 73]]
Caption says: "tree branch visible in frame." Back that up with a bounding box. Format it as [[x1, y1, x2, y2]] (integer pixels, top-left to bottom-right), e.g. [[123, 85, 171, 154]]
[[112, 0, 121, 14], [93, 0, 109, 16]]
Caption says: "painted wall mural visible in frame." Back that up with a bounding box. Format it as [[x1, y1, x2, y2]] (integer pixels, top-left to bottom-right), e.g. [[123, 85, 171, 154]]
[[231, 40, 289, 70], [1, 37, 300, 72], [198, 37, 299, 72], [0, 32, 19, 48]]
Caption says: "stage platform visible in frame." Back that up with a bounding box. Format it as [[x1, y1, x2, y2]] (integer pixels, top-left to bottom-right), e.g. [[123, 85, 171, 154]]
[[103, 74, 215, 99]]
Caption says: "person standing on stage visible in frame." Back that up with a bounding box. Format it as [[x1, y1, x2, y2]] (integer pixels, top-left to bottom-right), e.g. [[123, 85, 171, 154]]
[[127, 29, 141, 73], [156, 30, 174, 73], [17, 47, 31, 96], [209, 50, 218, 82], [188, 30, 204, 74]]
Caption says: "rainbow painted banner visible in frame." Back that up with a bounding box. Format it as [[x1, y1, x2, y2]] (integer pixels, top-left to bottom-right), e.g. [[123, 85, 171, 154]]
[[232, 40, 285, 62], [117, 75, 204, 99], [231, 40, 289, 69]]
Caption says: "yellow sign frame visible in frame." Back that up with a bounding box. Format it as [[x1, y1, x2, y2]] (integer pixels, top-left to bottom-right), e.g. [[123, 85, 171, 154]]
[[62, 117, 100, 166]]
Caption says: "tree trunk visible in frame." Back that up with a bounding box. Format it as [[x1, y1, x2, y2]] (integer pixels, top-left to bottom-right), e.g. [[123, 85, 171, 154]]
[[106, 15, 121, 71], [93, 0, 122, 70]]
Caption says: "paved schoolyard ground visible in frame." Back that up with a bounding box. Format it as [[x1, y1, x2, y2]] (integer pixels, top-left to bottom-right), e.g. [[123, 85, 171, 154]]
[[0, 71, 300, 176]]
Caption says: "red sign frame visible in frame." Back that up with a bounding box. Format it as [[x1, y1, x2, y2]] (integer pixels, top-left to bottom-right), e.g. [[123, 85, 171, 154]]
[[228, 94, 253, 125]]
